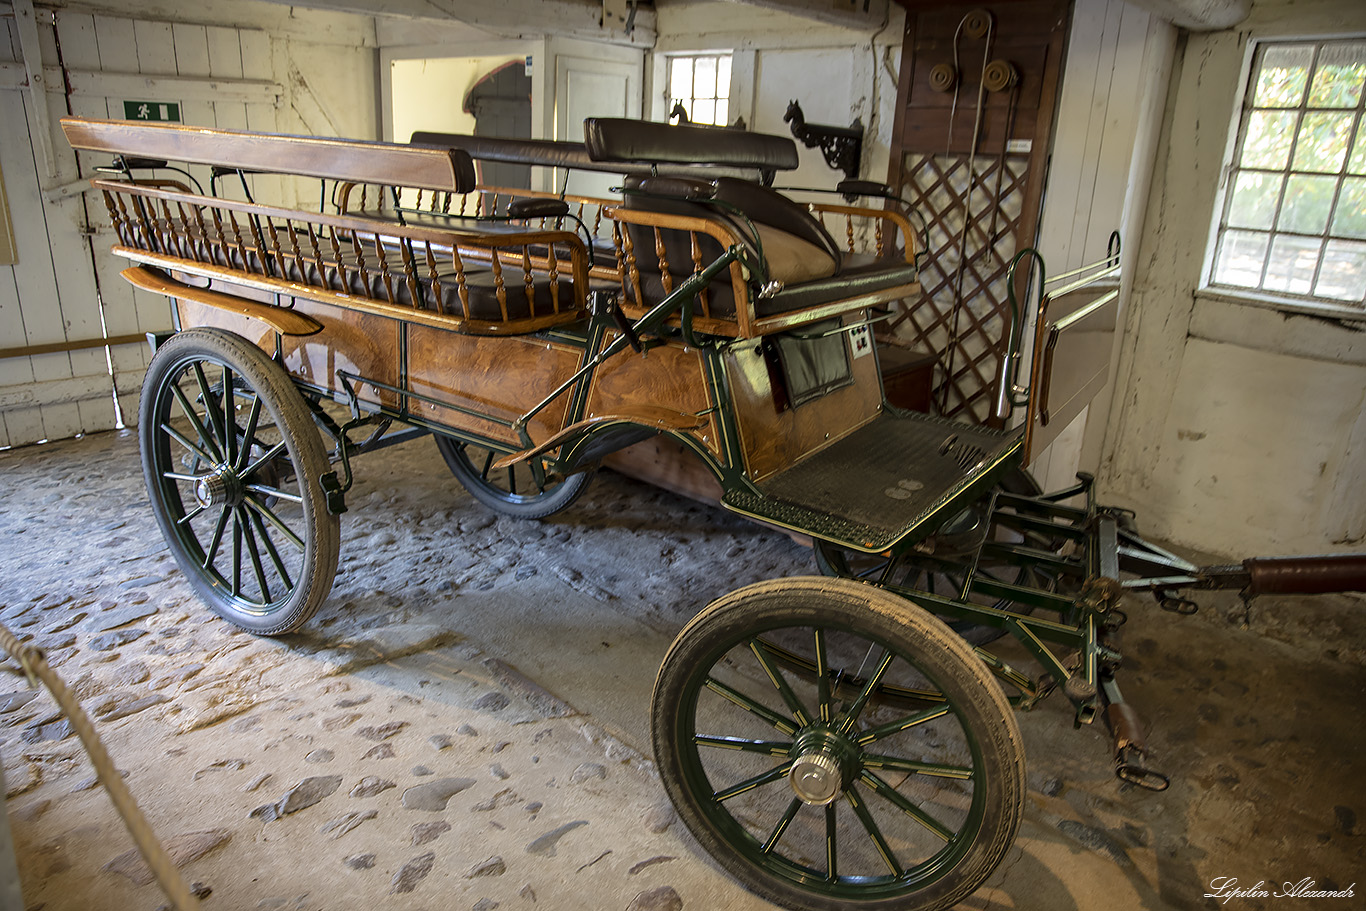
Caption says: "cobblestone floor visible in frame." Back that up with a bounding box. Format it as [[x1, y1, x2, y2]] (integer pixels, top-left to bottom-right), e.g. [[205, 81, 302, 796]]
[[0, 428, 1362, 911]]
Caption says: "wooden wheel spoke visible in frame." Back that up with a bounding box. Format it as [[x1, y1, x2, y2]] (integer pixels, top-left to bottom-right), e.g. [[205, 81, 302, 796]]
[[242, 440, 287, 479], [861, 753, 972, 780], [762, 797, 803, 855], [237, 505, 272, 602], [814, 628, 832, 724], [203, 506, 231, 569], [247, 506, 293, 590], [857, 706, 951, 746], [694, 735, 792, 757], [479, 447, 494, 481], [838, 650, 896, 735], [231, 507, 243, 597], [170, 381, 223, 463], [223, 365, 237, 467], [176, 504, 207, 526], [192, 362, 228, 451], [244, 493, 305, 551], [704, 677, 799, 736], [161, 423, 216, 469], [859, 770, 955, 842], [845, 784, 905, 875], [750, 639, 813, 728], [713, 760, 794, 803], [245, 483, 304, 504], [235, 394, 262, 473], [825, 803, 838, 881]]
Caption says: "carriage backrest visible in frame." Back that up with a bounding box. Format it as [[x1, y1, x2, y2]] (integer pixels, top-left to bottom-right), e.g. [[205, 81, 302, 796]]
[[63, 118, 477, 193], [583, 118, 799, 174]]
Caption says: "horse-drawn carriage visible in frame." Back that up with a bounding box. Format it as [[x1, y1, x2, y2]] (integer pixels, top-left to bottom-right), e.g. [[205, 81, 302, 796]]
[[62, 115, 1365, 911]]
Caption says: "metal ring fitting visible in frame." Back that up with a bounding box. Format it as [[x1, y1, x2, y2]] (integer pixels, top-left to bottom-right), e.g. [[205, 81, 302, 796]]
[[929, 63, 958, 93], [963, 9, 992, 38], [983, 59, 1019, 93]]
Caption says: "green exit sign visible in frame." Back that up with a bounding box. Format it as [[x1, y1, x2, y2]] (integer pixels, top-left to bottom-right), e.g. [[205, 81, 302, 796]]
[[123, 101, 181, 123]]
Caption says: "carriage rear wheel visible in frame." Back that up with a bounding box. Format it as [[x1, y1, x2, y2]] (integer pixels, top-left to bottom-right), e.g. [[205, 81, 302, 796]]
[[652, 577, 1025, 911], [434, 435, 593, 519], [139, 328, 339, 635]]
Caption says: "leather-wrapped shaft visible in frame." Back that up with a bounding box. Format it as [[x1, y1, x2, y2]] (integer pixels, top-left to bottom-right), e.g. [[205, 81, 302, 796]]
[[1243, 554, 1366, 596]]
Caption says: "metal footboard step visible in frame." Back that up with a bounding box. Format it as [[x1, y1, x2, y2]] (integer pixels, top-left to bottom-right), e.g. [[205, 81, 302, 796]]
[[722, 411, 1023, 552]]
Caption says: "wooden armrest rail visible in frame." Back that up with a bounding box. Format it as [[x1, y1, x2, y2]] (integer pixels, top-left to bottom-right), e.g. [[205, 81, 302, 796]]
[[808, 203, 917, 264]]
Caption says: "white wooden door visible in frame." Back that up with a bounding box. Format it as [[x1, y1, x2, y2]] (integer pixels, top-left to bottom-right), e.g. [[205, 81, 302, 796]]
[[555, 55, 641, 199], [0, 12, 277, 447]]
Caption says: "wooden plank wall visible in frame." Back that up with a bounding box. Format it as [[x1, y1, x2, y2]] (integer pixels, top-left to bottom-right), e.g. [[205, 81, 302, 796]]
[[1024, 0, 1174, 490], [0, 12, 277, 448]]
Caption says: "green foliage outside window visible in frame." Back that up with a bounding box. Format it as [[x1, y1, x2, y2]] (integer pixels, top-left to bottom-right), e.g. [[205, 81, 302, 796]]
[[1211, 39, 1366, 309]]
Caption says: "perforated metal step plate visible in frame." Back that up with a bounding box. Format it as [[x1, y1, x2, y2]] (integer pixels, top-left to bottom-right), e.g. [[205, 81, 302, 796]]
[[722, 410, 1023, 553]]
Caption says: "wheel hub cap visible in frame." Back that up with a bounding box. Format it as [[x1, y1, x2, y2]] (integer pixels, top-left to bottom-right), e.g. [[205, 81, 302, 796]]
[[194, 467, 242, 509], [789, 752, 842, 805], [788, 727, 858, 806]]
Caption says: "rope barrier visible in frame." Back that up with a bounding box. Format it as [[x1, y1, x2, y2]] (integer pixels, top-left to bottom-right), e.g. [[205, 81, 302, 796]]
[[0, 620, 201, 910]]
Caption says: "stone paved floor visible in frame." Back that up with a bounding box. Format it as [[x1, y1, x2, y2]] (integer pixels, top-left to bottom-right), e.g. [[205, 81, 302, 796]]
[[0, 429, 1362, 911]]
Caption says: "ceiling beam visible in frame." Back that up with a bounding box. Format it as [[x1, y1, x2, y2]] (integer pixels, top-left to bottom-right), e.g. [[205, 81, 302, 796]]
[[719, 0, 891, 31], [1120, 0, 1250, 30], [262, 0, 655, 45]]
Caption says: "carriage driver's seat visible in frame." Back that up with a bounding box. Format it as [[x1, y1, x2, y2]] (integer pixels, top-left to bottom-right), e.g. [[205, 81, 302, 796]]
[[584, 118, 916, 322]]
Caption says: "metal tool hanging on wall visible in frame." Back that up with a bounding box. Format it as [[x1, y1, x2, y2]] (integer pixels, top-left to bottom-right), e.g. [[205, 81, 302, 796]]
[[934, 7, 1023, 417]]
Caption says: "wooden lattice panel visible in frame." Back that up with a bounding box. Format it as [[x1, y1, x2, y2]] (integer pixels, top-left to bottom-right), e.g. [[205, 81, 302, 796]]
[[887, 0, 1071, 425], [896, 151, 1029, 422]]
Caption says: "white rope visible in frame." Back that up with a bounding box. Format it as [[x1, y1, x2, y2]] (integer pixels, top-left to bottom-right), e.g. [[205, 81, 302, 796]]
[[0, 621, 201, 910]]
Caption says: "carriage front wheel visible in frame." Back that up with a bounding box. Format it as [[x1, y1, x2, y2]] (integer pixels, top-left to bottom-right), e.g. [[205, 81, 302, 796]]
[[651, 577, 1025, 911], [139, 328, 340, 635]]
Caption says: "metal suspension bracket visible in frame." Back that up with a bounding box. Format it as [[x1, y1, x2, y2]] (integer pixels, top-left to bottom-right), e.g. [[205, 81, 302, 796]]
[[1101, 676, 1170, 791], [1156, 590, 1199, 614]]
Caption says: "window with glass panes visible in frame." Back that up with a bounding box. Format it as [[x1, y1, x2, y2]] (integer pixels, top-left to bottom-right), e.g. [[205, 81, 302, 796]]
[[668, 54, 731, 127], [1208, 39, 1366, 311]]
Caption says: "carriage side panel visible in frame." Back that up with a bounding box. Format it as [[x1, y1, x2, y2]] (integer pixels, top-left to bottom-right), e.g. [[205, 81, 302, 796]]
[[583, 338, 722, 462], [172, 296, 402, 412], [724, 320, 883, 484], [407, 326, 581, 448]]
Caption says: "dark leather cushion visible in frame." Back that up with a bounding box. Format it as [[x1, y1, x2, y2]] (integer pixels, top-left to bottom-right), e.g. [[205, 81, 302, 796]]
[[632, 176, 716, 201], [585, 118, 799, 171], [757, 260, 918, 315], [710, 178, 841, 266]]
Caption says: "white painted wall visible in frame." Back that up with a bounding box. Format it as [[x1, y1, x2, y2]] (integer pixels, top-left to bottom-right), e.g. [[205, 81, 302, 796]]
[[651, 1, 904, 194], [0, 0, 378, 449], [389, 55, 525, 142], [1099, 0, 1366, 556]]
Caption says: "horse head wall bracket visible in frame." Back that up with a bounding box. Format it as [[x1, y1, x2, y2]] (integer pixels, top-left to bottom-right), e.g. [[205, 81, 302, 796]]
[[783, 100, 864, 180]]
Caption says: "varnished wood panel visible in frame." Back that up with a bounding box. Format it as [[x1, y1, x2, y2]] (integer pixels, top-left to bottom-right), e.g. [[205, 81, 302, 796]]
[[174, 296, 401, 410], [406, 326, 580, 447], [726, 323, 883, 483], [584, 336, 720, 458], [603, 436, 725, 506], [281, 299, 400, 409]]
